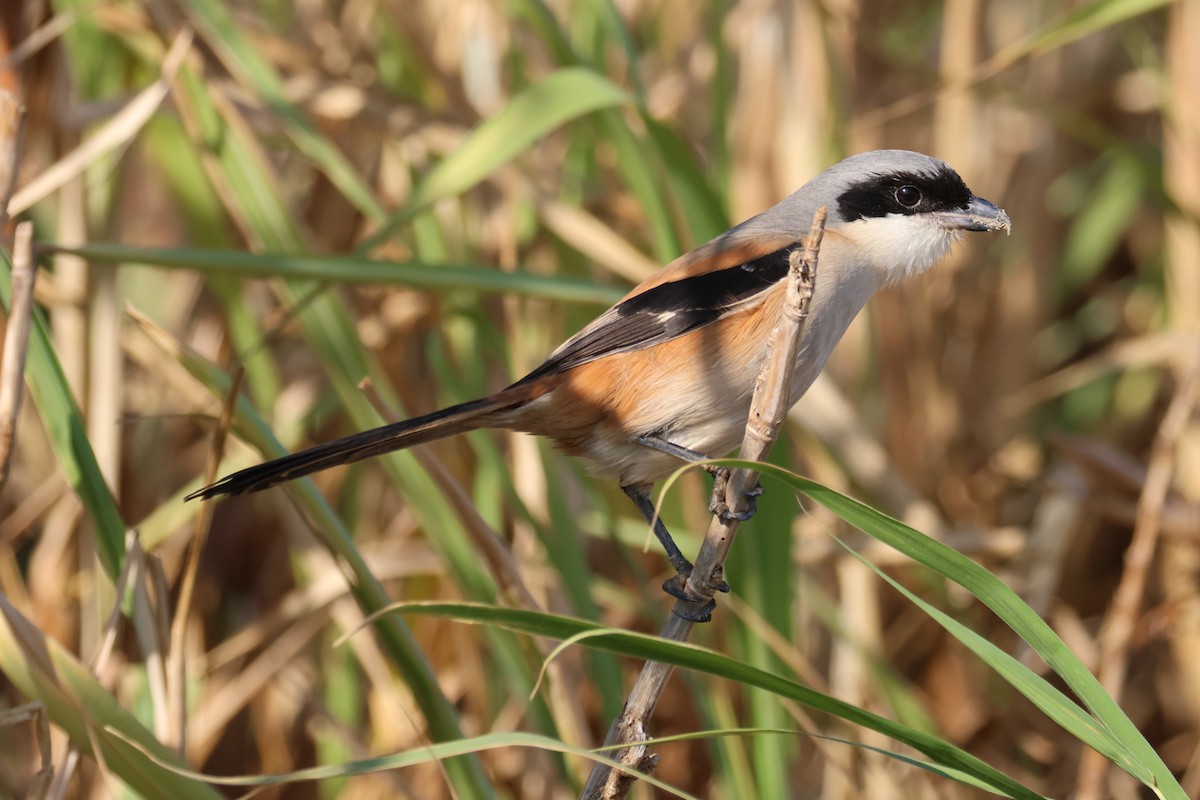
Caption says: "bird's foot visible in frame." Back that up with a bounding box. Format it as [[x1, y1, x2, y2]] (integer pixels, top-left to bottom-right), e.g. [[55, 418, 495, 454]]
[[662, 564, 731, 622], [707, 467, 764, 521], [671, 597, 716, 623]]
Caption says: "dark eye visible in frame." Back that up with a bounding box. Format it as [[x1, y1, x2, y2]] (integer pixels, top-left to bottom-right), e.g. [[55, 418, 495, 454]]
[[895, 185, 922, 208]]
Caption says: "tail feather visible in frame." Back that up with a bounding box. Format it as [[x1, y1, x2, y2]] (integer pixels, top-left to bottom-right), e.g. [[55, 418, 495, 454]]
[[187, 393, 518, 500]]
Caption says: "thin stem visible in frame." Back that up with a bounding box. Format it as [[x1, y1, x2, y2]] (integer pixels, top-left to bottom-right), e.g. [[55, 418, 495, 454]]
[[580, 207, 827, 799]]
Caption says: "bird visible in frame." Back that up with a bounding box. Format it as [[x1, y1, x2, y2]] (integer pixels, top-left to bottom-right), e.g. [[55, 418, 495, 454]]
[[188, 149, 1010, 620]]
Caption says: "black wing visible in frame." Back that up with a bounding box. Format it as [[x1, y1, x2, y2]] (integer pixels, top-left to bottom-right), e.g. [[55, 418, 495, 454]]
[[513, 241, 800, 386]]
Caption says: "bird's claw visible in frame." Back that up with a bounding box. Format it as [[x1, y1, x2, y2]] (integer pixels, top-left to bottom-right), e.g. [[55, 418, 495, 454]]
[[662, 566, 730, 622], [707, 565, 732, 594], [708, 472, 764, 521], [672, 598, 716, 623]]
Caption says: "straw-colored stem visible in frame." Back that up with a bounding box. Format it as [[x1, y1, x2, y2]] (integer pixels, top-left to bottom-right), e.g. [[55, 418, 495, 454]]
[[0, 222, 34, 489]]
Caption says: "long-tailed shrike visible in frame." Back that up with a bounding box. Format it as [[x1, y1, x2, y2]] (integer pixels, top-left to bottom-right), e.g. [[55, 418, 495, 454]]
[[188, 150, 1010, 618]]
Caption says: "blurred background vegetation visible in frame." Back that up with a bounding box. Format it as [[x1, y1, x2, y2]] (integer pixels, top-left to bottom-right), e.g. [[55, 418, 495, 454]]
[[0, 0, 1197, 798]]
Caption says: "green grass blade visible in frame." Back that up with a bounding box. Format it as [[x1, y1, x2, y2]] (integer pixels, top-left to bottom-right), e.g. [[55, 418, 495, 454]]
[[363, 67, 630, 249], [737, 463, 1186, 800], [112, 727, 701, 799], [61, 243, 622, 306], [1058, 154, 1147, 291], [723, 444, 797, 798], [142, 114, 283, 409], [181, 0, 387, 222], [642, 116, 730, 243], [994, 0, 1173, 66], [388, 601, 1048, 800], [828, 529, 1147, 781], [509, 0, 579, 68], [594, 112, 682, 262], [0, 250, 125, 578], [173, 67, 308, 252], [139, 319, 496, 799], [589, 0, 647, 100], [0, 595, 221, 799]]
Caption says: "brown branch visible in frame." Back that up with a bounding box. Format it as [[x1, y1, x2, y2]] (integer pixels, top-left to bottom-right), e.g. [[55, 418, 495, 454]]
[[580, 207, 827, 799], [165, 366, 244, 754], [1074, 351, 1200, 800]]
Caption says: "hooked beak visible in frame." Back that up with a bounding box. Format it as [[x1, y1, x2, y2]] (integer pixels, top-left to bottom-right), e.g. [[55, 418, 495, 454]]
[[936, 196, 1012, 234]]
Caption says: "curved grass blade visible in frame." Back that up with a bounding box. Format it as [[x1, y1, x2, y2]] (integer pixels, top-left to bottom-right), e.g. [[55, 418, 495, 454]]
[[379, 601, 1047, 800], [993, 0, 1173, 68], [0, 250, 125, 578], [182, 0, 386, 223], [57, 243, 622, 306], [0, 595, 221, 799], [731, 462, 1185, 800], [109, 728, 700, 799], [363, 67, 631, 249], [826, 527, 1146, 781]]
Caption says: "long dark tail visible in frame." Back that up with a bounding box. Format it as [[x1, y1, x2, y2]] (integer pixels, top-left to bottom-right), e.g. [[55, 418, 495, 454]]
[[186, 392, 525, 500]]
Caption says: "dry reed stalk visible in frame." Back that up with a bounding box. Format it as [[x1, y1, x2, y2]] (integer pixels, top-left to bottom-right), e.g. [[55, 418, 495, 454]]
[[6, 29, 193, 217], [0, 8, 81, 76], [580, 207, 827, 800], [780, 1, 835, 186], [934, 0, 980, 172], [1017, 461, 1086, 644], [824, 556, 882, 798], [0, 702, 51, 798], [538, 198, 661, 283], [188, 608, 331, 765], [0, 221, 34, 490], [1157, 2, 1200, 793], [83, 32, 193, 500], [0, 88, 22, 226], [1000, 331, 1198, 418], [165, 367, 244, 753], [50, 529, 153, 796], [85, 260, 121, 492], [791, 376, 948, 537], [1075, 356, 1200, 800], [357, 378, 595, 769], [0, 88, 27, 491]]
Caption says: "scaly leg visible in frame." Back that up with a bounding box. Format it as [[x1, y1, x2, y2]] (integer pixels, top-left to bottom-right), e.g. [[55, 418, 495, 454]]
[[633, 434, 763, 521], [621, 483, 723, 622]]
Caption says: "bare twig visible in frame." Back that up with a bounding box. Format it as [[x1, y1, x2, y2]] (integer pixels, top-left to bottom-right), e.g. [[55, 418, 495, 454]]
[[0, 221, 36, 490], [581, 207, 827, 799], [5, 28, 193, 217], [1074, 353, 1200, 800], [166, 366, 243, 753]]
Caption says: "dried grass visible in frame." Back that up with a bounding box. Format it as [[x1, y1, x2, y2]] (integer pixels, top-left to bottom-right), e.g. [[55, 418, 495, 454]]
[[0, 1, 1195, 798]]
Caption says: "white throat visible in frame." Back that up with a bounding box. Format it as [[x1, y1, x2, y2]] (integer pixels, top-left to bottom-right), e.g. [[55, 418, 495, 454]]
[[838, 214, 963, 285]]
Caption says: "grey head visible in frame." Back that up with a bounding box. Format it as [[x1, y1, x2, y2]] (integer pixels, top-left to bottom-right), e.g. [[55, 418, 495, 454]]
[[749, 149, 1011, 283]]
